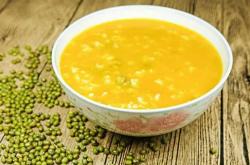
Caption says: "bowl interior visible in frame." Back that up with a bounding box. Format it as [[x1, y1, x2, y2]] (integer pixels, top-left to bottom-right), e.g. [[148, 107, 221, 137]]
[[52, 5, 232, 112]]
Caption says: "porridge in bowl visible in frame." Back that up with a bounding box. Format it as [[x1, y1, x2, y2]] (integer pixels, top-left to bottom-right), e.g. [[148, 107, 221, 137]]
[[60, 19, 223, 110]]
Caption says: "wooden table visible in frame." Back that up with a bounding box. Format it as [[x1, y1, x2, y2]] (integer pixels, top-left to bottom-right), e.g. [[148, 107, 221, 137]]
[[0, 0, 249, 164]]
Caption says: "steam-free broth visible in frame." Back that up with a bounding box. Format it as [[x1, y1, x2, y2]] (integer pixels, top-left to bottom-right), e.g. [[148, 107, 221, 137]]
[[60, 19, 223, 109]]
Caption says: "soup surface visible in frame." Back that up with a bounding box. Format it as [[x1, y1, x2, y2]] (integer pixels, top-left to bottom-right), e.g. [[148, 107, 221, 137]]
[[60, 19, 223, 109]]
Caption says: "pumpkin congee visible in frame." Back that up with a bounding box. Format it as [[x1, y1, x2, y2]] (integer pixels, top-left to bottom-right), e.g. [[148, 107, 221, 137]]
[[60, 19, 223, 109]]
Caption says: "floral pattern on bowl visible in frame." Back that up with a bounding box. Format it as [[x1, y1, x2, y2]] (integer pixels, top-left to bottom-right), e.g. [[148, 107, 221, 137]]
[[114, 112, 188, 133]]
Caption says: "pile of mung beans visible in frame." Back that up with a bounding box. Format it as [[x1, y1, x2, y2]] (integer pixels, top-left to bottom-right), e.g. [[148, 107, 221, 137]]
[[0, 46, 167, 165]]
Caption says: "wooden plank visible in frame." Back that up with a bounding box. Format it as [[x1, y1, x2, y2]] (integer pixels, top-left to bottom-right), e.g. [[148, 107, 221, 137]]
[[0, 0, 82, 51], [153, 0, 196, 12], [223, 0, 250, 164], [0, 0, 10, 14], [1, 0, 249, 165], [70, 0, 155, 22], [0, 0, 83, 144]]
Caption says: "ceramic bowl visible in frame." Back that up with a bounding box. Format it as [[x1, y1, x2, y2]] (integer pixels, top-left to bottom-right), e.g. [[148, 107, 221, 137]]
[[52, 5, 233, 136]]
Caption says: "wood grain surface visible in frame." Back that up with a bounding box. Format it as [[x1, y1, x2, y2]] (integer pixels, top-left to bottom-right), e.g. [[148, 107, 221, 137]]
[[0, 0, 249, 165]]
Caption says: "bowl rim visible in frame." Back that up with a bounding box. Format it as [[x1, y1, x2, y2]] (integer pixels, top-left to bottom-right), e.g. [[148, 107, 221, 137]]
[[52, 5, 233, 114]]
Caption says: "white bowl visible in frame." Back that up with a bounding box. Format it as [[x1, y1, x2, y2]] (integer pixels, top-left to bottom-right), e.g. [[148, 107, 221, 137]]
[[52, 5, 233, 136]]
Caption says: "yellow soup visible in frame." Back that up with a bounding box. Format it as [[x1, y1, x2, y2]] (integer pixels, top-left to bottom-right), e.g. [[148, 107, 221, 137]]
[[60, 19, 223, 109]]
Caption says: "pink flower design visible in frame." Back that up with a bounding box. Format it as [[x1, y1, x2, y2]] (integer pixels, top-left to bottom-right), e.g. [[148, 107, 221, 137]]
[[147, 112, 188, 132], [113, 112, 188, 133], [113, 117, 145, 133]]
